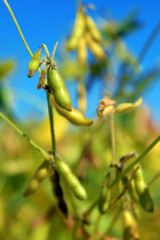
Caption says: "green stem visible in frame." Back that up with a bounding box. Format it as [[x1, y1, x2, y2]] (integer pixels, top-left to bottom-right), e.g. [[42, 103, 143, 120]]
[[51, 42, 58, 65], [148, 171, 160, 186], [0, 112, 52, 161], [47, 70, 56, 154], [110, 135, 160, 188], [41, 44, 50, 60], [110, 113, 116, 164], [3, 0, 33, 58], [3, 0, 43, 78]]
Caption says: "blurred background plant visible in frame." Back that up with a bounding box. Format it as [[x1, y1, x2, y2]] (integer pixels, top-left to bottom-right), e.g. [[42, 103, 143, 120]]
[[0, 0, 160, 240]]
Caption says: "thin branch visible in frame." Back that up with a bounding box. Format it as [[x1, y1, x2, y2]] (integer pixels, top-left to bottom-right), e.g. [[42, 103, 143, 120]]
[[138, 22, 160, 63], [110, 112, 116, 164], [3, 0, 33, 58], [0, 112, 52, 161], [47, 69, 56, 154], [51, 42, 58, 64], [148, 171, 160, 186]]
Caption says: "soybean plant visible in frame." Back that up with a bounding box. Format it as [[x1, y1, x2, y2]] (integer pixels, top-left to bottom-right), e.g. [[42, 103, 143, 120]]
[[1, 1, 160, 240]]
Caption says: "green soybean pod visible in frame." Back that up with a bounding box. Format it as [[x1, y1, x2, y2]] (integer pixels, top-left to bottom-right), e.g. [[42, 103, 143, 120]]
[[123, 210, 137, 240], [54, 155, 87, 200], [98, 185, 110, 214], [122, 176, 139, 203], [51, 94, 93, 126], [23, 161, 49, 197], [28, 48, 41, 78], [134, 166, 154, 212], [48, 68, 72, 111]]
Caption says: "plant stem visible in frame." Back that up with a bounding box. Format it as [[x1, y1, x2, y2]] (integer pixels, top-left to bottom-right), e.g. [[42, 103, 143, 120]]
[[3, 0, 43, 78], [47, 70, 56, 154], [3, 0, 33, 58], [51, 42, 58, 65], [110, 135, 160, 188], [110, 113, 116, 164], [0, 112, 52, 161], [41, 44, 50, 60], [148, 171, 160, 186], [138, 22, 160, 63]]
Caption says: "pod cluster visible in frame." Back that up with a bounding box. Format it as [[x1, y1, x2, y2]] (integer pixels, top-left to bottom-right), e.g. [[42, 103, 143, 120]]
[[23, 161, 49, 197], [27, 44, 93, 126], [66, 5, 106, 65]]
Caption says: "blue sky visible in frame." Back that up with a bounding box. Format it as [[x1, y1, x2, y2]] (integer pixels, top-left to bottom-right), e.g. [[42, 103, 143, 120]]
[[0, 0, 160, 122]]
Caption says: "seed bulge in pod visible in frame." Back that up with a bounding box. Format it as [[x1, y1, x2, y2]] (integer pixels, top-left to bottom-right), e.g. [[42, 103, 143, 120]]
[[23, 179, 40, 197]]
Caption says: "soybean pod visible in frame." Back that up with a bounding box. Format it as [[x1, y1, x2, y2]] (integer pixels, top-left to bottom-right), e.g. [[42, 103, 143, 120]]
[[49, 167, 68, 218], [48, 67, 72, 111], [122, 176, 139, 203], [134, 165, 154, 212], [98, 185, 110, 214], [54, 155, 87, 200], [98, 171, 111, 214], [23, 161, 49, 197], [85, 32, 106, 60], [28, 47, 41, 78], [51, 94, 93, 126], [86, 15, 102, 43], [123, 210, 139, 240]]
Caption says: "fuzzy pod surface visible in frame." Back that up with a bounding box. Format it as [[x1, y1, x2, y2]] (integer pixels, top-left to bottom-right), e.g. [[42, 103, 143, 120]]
[[54, 156, 87, 200], [48, 68, 72, 111], [51, 94, 93, 126], [134, 167, 154, 212], [28, 48, 41, 78]]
